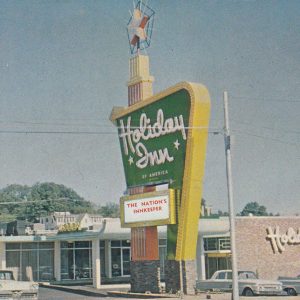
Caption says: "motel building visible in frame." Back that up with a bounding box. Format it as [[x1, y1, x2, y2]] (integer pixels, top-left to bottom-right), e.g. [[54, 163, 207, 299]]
[[0, 215, 300, 287]]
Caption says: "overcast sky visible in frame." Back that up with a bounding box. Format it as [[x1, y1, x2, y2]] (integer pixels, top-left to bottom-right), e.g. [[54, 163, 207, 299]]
[[0, 0, 299, 215]]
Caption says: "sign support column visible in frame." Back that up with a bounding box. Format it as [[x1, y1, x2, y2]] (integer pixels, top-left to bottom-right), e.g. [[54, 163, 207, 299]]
[[127, 54, 160, 293]]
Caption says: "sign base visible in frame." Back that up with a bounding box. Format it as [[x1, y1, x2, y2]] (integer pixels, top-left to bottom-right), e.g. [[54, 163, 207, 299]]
[[130, 260, 161, 293], [165, 259, 197, 295]]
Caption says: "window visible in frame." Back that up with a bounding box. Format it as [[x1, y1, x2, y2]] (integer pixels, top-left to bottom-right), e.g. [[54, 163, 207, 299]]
[[159, 239, 167, 278], [61, 241, 92, 280], [111, 240, 131, 277], [204, 237, 231, 251], [6, 242, 54, 281], [205, 256, 231, 279], [6, 243, 20, 250], [204, 238, 218, 251], [100, 241, 106, 277], [217, 272, 226, 279], [238, 271, 256, 280]]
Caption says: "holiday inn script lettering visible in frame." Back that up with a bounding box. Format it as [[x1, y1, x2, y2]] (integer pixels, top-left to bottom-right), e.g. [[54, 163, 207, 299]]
[[119, 109, 186, 169]]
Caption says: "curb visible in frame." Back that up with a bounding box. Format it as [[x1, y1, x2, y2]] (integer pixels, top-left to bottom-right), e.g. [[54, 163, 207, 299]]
[[107, 291, 178, 298], [40, 283, 108, 297]]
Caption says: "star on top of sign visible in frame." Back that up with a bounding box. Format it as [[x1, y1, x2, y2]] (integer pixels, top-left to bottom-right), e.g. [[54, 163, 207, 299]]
[[127, 1, 155, 54], [174, 139, 180, 150], [128, 156, 134, 165]]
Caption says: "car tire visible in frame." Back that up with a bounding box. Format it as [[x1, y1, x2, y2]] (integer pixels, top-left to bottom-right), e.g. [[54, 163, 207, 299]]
[[286, 288, 297, 296], [243, 288, 254, 296]]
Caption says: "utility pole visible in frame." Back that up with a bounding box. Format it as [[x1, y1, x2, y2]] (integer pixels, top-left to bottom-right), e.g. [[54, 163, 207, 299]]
[[223, 91, 239, 300]]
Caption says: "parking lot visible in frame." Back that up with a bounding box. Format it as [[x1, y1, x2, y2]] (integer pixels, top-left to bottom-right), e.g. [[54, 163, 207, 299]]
[[39, 286, 300, 300]]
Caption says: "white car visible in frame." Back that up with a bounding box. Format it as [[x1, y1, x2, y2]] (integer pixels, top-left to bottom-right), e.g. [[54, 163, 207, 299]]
[[0, 270, 39, 300], [196, 270, 283, 296]]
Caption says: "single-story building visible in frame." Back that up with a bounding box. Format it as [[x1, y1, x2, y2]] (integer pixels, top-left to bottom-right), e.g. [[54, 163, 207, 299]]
[[0, 216, 299, 288]]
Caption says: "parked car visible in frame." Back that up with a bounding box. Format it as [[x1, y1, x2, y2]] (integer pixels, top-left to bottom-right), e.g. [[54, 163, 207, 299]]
[[196, 270, 283, 296], [278, 275, 300, 296], [0, 270, 39, 299]]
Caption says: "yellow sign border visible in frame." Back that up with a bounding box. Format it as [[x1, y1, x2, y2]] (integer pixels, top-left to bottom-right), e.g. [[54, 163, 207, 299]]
[[174, 82, 210, 260]]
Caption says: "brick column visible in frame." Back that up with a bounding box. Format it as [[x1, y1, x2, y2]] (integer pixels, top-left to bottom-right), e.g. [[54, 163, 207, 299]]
[[130, 226, 160, 293], [127, 54, 160, 293], [164, 190, 198, 295], [165, 260, 197, 295]]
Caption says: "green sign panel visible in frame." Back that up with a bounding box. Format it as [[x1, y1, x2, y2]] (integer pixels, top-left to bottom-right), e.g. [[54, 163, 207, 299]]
[[116, 89, 191, 189]]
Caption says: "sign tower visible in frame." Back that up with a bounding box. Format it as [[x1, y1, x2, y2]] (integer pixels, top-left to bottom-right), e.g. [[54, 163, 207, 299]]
[[126, 1, 160, 293], [111, 1, 211, 294]]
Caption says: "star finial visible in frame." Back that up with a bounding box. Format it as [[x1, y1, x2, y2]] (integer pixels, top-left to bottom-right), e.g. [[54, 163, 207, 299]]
[[127, 1, 155, 54]]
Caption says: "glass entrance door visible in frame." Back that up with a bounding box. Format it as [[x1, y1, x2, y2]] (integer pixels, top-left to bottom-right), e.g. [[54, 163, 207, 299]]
[[111, 248, 121, 277], [111, 240, 131, 277]]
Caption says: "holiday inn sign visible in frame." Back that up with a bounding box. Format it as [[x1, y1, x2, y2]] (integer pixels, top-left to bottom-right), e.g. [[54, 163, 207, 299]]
[[111, 82, 210, 260], [117, 88, 190, 189]]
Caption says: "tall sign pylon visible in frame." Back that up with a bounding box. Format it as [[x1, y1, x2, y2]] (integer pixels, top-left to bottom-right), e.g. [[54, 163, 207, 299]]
[[127, 1, 160, 294], [111, 0, 211, 295]]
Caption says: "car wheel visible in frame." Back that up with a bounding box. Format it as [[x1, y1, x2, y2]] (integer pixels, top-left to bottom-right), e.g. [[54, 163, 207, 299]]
[[243, 288, 254, 296], [286, 288, 297, 296]]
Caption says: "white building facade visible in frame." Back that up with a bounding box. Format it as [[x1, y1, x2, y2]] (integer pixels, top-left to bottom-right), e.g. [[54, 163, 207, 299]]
[[1, 216, 300, 288]]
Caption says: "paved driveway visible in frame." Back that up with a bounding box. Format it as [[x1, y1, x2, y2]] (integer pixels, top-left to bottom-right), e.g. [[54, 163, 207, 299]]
[[40, 287, 300, 300]]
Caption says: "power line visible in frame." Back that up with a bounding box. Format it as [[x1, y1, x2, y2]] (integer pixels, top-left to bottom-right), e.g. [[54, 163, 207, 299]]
[[0, 128, 299, 148], [0, 197, 71, 205], [0, 120, 112, 127], [230, 95, 300, 103], [0, 130, 117, 135], [232, 129, 300, 147], [0, 126, 222, 135], [231, 119, 300, 135], [2, 120, 300, 136]]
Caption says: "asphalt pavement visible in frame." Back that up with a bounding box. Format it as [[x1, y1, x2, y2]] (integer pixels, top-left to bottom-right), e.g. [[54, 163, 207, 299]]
[[39, 284, 300, 300]]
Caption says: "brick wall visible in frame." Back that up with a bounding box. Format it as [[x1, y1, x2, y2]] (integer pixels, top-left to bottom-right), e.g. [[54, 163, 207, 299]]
[[165, 260, 180, 293], [130, 260, 160, 293], [182, 260, 197, 294], [235, 216, 300, 280], [165, 259, 197, 295]]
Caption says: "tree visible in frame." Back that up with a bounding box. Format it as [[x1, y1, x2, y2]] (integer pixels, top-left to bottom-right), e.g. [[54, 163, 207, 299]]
[[0, 184, 31, 216], [217, 210, 229, 217], [24, 182, 94, 221], [240, 202, 268, 216], [97, 202, 120, 217], [0, 183, 95, 222]]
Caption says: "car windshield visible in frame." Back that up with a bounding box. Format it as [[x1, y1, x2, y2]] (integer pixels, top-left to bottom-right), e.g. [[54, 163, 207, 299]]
[[238, 271, 257, 279], [0, 272, 14, 280]]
